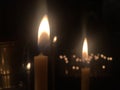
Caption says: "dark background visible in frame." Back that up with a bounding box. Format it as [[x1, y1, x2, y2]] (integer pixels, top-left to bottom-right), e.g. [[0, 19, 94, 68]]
[[0, 0, 120, 90]]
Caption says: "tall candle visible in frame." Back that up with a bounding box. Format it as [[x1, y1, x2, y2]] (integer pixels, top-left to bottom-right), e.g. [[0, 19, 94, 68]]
[[81, 37, 90, 90], [34, 54, 48, 90], [81, 67, 90, 90], [34, 15, 50, 90]]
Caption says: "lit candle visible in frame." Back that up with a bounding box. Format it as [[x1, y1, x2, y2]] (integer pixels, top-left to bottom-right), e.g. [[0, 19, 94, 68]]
[[50, 36, 57, 90], [26, 62, 31, 90], [81, 37, 90, 90], [34, 15, 50, 90]]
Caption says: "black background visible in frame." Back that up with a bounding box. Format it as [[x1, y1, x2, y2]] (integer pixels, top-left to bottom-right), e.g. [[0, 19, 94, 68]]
[[0, 0, 120, 90]]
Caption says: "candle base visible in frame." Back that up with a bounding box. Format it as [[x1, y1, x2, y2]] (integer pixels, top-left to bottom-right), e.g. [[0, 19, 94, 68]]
[[34, 54, 48, 90], [81, 67, 90, 90]]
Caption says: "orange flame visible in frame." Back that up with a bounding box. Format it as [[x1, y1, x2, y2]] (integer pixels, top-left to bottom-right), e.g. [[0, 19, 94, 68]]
[[38, 15, 50, 45], [82, 37, 89, 62]]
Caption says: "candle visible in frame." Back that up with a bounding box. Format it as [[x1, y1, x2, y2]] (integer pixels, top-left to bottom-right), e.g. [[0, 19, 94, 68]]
[[81, 67, 90, 90], [50, 36, 57, 90], [81, 37, 90, 90], [34, 15, 50, 90], [26, 62, 31, 90]]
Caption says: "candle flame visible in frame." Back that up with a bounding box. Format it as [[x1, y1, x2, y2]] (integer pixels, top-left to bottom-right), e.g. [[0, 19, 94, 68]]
[[26, 62, 31, 70], [38, 15, 50, 45], [82, 37, 89, 62], [53, 36, 57, 43]]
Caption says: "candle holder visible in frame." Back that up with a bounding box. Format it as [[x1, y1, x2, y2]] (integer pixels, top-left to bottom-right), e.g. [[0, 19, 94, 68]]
[[0, 42, 17, 89]]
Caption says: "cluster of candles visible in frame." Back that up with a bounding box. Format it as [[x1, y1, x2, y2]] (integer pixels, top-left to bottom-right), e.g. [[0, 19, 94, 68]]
[[22, 12, 113, 90]]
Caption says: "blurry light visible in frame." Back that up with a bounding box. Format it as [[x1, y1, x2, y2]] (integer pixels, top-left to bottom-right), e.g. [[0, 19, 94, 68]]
[[94, 55, 99, 60], [65, 69, 68, 75], [6, 70, 10, 74], [76, 58, 79, 62], [103, 56, 107, 60], [102, 65, 106, 69], [26, 62, 31, 70], [65, 60, 69, 64], [59, 55, 63, 59], [64, 57, 68, 61], [72, 66, 76, 70], [76, 66, 79, 70], [101, 54, 104, 58], [73, 54, 76, 58], [90, 53, 94, 56], [63, 55, 67, 58], [109, 57, 113, 61], [53, 36, 57, 43], [88, 56, 93, 60], [107, 57, 110, 61], [79, 59, 82, 62]]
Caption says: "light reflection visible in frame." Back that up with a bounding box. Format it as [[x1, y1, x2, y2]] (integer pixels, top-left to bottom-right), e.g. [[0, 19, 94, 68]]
[[72, 66, 76, 70], [76, 66, 79, 70], [26, 62, 31, 71], [53, 36, 57, 43], [102, 65, 106, 69], [59, 55, 63, 59], [65, 69, 69, 75], [73, 54, 76, 58]]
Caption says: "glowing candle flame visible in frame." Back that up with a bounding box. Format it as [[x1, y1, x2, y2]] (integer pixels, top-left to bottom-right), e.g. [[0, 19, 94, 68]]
[[82, 37, 89, 62], [53, 36, 57, 43], [26, 62, 31, 70], [38, 15, 50, 45]]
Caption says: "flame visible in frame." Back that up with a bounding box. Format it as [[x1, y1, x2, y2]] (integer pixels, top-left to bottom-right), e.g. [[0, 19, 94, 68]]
[[53, 36, 57, 43], [38, 15, 50, 45], [26, 62, 31, 70], [82, 37, 89, 62]]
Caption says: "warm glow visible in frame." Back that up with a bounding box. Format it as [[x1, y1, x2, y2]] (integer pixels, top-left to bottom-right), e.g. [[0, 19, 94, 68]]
[[59, 55, 63, 59], [65, 69, 68, 75], [53, 36, 57, 43], [82, 37, 89, 62], [26, 62, 31, 70], [38, 15, 50, 45], [72, 66, 76, 70], [102, 65, 106, 69], [76, 66, 79, 70]]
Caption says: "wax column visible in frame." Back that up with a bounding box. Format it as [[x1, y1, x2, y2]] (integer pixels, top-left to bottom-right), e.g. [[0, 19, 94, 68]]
[[81, 38, 90, 90], [50, 36, 57, 90], [26, 62, 31, 90], [34, 15, 50, 90]]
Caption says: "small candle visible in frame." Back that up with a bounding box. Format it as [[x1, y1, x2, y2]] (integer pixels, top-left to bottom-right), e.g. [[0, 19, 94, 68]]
[[81, 67, 90, 90], [34, 15, 50, 90], [26, 62, 31, 90], [81, 37, 90, 90]]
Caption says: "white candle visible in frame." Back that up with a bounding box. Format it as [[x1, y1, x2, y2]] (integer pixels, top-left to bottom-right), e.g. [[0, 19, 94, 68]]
[[34, 15, 50, 90], [81, 37, 90, 90], [26, 62, 31, 90], [34, 54, 48, 90], [81, 67, 90, 90]]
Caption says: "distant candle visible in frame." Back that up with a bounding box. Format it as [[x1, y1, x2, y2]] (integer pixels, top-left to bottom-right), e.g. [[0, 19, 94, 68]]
[[34, 14, 50, 90], [26, 62, 31, 90]]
